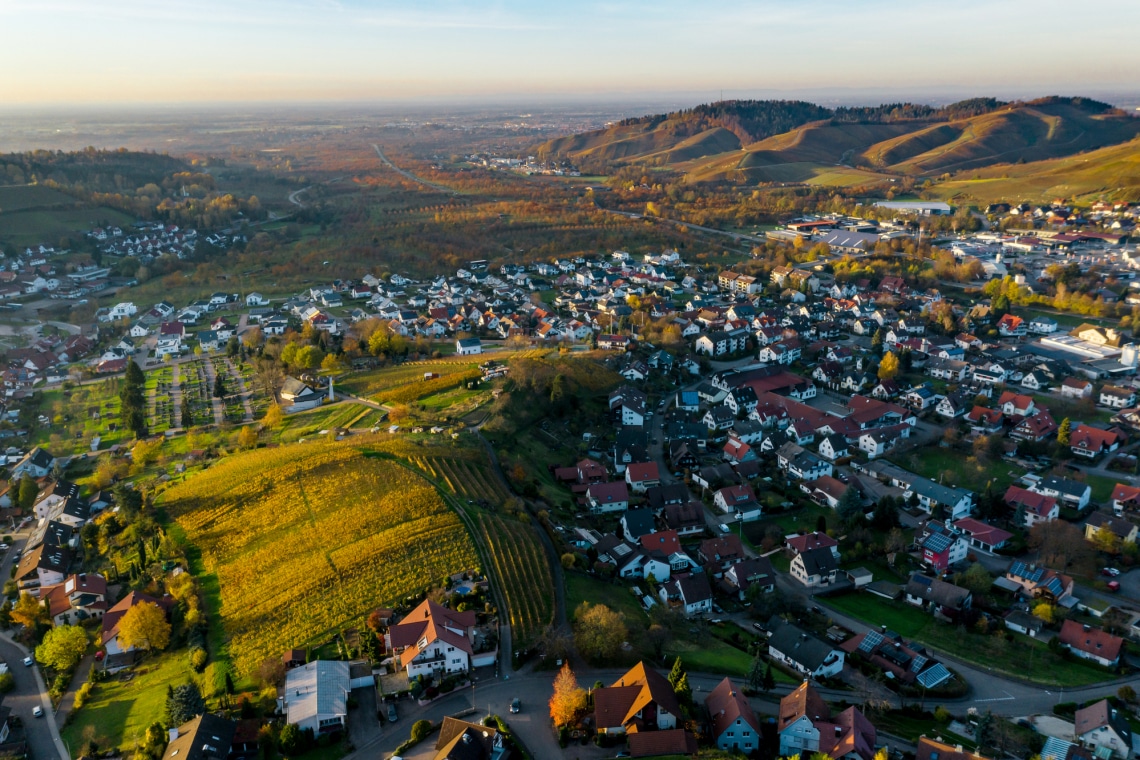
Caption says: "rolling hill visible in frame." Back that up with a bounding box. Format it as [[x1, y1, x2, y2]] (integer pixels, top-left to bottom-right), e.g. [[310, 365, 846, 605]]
[[536, 96, 1140, 191]]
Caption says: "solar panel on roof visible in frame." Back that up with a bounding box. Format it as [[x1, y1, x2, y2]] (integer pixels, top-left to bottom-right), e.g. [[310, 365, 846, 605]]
[[910, 654, 928, 672], [858, 630, 884, 653], [922, 533, 953, 553], [1044, 577, 1064, 596], [916, 663, 952, 688]]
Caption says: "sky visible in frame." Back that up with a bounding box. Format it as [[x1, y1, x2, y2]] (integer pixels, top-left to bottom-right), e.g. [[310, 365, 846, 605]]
[[2, 0, 1139, 106]]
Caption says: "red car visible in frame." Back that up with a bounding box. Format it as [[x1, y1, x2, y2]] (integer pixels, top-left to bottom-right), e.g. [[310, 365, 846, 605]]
[[1107, 581, 1121, 592]]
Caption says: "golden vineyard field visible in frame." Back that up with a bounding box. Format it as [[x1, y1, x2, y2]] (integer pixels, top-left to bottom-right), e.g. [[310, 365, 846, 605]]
[[160, 442, 478, 675]]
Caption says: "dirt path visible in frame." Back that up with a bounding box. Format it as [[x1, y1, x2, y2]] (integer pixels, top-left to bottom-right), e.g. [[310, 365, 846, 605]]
[[201, 359, 225, 426], [171, 363, 184, 431], [224, 358, 254, 422]]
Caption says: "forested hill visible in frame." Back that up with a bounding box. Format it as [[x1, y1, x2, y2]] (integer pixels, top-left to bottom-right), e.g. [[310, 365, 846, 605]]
[[534, 96, 1140, 183]]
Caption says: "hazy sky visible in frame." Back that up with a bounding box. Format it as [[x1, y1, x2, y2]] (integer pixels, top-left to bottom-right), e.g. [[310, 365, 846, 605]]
[[3, 0, 1138, 105]]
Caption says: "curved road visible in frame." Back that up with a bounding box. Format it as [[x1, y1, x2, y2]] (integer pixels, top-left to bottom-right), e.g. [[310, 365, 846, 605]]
[[371, 145, 457, 195]]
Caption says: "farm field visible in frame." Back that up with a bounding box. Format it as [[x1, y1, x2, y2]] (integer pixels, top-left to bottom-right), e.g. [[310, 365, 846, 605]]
[[160, 440, 478, 676], [0, 205, 136, 247], [410, 450, 556, 649], [337, 359, 483, 398]]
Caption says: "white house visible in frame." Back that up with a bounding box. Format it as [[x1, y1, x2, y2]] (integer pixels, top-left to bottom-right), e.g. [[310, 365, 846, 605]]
[[386, 599, 494, 678], [456, 337, 483, 355], [281, 660, 350, 735], [767, 621, 845, 679], [246, 292, 270, 306]]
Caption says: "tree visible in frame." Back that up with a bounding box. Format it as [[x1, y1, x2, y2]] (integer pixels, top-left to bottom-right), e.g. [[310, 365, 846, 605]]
[[674, 672, 693, 708], [213, 373, 226, 398], [35, 625, 88, 672], [263, 403, 285, 429], [180, 395, 193, 428], [871, 328, 884, 353], [226, 337, 240, 358], [548, 663, 586, 727], [166, 682, 206, 727], [296, 345, 324, 369], [573, 603, 626, 662], [668, 656, 685, 688], [237, 426, 258, 449], [242, 326, 263, 350], [320, 353, 343, 372], [11, 592, 45, 629], [1032, 602, 1056, 624], [877, 351, 900, 380], [120, 360, 147, 439], [958, 563, 993, 597], [836, 486, 863, 524], [15, 475, 38, 511], [141, 722, 168, 760], [132, 438, 163, 467], [747, 656, 766, 691], [762, 662, 775, 692], [117, 601, 171, 652], [1092, 524, 1121, 555], [1057, 417, 1072, 446]]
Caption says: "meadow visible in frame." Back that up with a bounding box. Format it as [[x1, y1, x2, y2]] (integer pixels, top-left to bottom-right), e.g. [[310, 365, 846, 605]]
[[160, 441, 478, 675]]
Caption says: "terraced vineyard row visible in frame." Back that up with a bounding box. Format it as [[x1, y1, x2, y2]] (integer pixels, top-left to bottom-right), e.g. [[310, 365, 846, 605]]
[[409, 453, 554, 647]]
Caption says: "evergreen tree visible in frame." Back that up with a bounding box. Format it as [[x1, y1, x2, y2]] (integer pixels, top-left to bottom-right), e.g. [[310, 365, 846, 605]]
[[166, 682, 206, 726], [667, 656, 685, 688], [674, 672, 693, 708], [1057, 417, 1072, 446], [762, 662, 775, 692], [181, 395, 192, 428], [213, 374, 226, 398], [871, 328, 884, 353]]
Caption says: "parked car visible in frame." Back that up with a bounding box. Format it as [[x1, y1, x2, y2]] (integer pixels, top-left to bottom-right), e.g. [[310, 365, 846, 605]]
[[1108, 581, 1121, 592], [387, 703, 398, 722], [32, 706, 43, 718], [22, 657, 32, 667], [1102, 567, 1121, 577], [0, 544, 8, 551], [510, 697, 521, 714]]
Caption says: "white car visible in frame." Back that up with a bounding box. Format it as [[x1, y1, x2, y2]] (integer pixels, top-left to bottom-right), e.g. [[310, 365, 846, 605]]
[[22, 656, 33, 667], [0, 544, 8, 551], [32, 705, 43, 718]]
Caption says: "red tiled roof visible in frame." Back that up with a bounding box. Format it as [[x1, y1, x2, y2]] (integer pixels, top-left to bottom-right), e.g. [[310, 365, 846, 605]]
[[626, 462, 660, 483], [1059, 620, 1123, 662], [786, 531, 837, 554]]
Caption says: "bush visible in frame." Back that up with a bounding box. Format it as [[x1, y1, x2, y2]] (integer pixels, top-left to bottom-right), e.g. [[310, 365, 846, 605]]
[[411, 720, 433, 743], [1054, 702, 1077, 717], [74, 681, 94, 709], [189, 647, 208, 672], [0, 672, 13, 694]]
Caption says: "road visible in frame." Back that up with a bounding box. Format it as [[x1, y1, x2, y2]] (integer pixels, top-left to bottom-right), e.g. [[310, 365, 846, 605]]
[[288, 186, 311, 208], [371, 145, 457, 195], [0, 531, 69, 760]]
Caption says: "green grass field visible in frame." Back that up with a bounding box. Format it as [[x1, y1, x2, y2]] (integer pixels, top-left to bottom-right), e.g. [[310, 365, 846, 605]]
[[825, 592, 1112, 687], [890, 447, 1022, 493], [61, 651, 193, 753], [565, 573, 646, 622], [0, 205, 136, 247]]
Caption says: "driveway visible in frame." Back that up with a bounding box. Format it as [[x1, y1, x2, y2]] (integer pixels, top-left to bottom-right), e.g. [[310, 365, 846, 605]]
[[349, 685, 382, 750]]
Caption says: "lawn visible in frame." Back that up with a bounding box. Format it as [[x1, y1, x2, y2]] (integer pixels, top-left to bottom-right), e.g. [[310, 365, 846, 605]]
[[61, 651, 193, 753], [1087, 474, 1120, 503], [824, 592, 1113, 687], [890, 447, 1022, 493], [565, 573, 646, 622], [664, 637, 753, 678]]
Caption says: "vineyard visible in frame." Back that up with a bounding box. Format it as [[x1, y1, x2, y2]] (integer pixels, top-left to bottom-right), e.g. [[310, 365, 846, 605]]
[[338, 359, 482, 398], [160, 441, 478, 675], [411, 451, 555, 649]]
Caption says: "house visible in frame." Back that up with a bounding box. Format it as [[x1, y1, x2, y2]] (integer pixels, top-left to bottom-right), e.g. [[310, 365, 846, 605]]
[[698, 535, 746, 577], [767, 621, 845, 679], [817, 434, 849, 461], [11, 446, 54, 478], [776, 442, 833, 481], [786, 531, 840, 559], [659, 573, 713, 616], [1084, 511, 1139, 545], [39, 573, 107, 626], [721, 557, 776, 598], [1002, 610, 1044, 638], [1003, 485, 1059, 528], [1070, 424, 1122, 459], [627, 729, 699, 758], [713, 484, 758, 516], [997, 313, 1026, 337], [662, 500, 705, 537], [621, 509, 658, 543], [1061, 377, 1094, 399], [778, 682, 831, 758], [915, 738, 990, 760], [280, 377, 323, 413], [162, 714, 237, 760], [1010, 408, 1058, 442], [706, 678, 761, 754], [246, 292, 269, 306], [997, 390, 1036, 418], [102, 591, 173, 655], [281, 660, 350, 734], [857, 424, 910, 459], [456, 337, 483, 355], [1031, 475, 1091, 510], [935, 392, 969, 419], [1059, 620, 1123, 668], [965, 406, 1004, 435], [842, 630, 953, 689], [918, 526, 967, 572], [904, 574, 972, 619], [1111, 483, 1140, 517], [625, 462, 660, 493], [587, 482, 630, 513], [593, 662, 683, 735], [953, 517, 1012, 553], [1005, 561, 1074, 602], [791, 547, 839, 589], [386, 599, 492, 678], [1074, 699, 1132, 759], [1100, 385, 1137, 409], [433, 716, 508, 760], [1029, 315, 1058, 334]]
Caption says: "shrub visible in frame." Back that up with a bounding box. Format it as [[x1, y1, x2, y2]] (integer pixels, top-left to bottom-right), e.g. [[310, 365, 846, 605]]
[[411, 720, 433, 743], [0, 672, 13, 694], [74, 682, 94, 709], [189, 647, 208, 672]]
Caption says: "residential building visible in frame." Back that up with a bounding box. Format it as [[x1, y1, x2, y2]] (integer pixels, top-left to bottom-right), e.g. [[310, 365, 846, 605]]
[[1084, 511, 1139, 545], [791, 547, 839, 589], [658, 573, 713, 617], [1074, 699, 1132, 760], [706, 678, 761, 754], [433, 717, 508, 760], [587, 482, 630, 513], [1003, 485, 1059, 528], [1030, 475, 1091, 510], [281, 660, 350, 735], [456, 337, 483, 355], [593, 662, 683, 735], [162, 715, 237, 760], [767, 621, 845, 679], [904, 574, 972, 619], [1059, 620, 1123, 668], [386, 599, 491, 678]]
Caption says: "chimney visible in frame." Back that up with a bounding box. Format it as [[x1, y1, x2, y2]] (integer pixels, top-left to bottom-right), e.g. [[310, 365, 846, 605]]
[[169, 728, 179, 744]]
